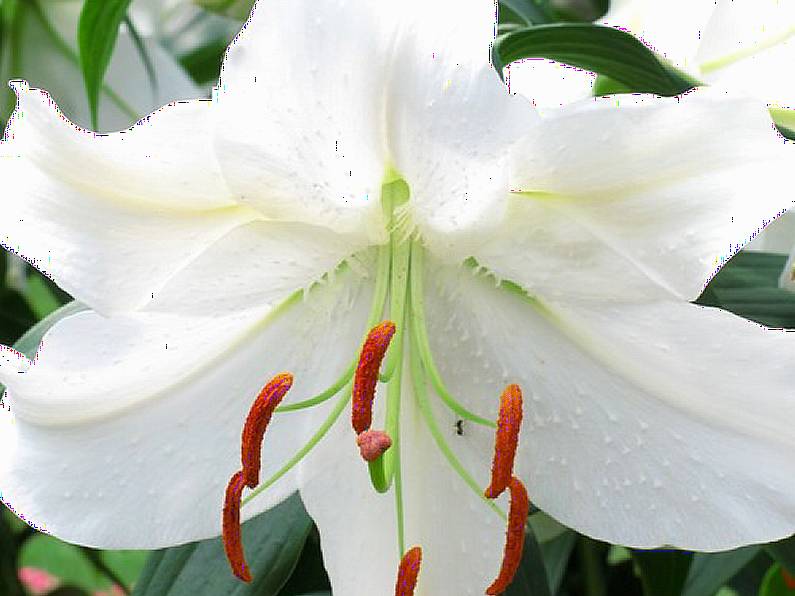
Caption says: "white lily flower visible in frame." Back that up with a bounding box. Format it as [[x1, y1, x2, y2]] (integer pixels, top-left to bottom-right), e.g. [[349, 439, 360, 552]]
[[2, 0, 795, 593], [8, 0, 199, 131]]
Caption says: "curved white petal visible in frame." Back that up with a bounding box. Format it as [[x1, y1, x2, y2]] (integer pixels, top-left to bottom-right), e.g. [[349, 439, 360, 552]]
[[695, 0, 795, 106], [145, 221, 367, 314], [487, 91, 792, 303], [214, 0, 392, 242], [505, 59, 595, 112], [20, 0, 199, 131], [299, 357, 504, 595], [602, 0, 715, 71], [1, 86, 258, 314], [0, 262, 375, 548], [388, 0, 536, 261], [424, 261, 795, 551], [746, 211, 795, 254]]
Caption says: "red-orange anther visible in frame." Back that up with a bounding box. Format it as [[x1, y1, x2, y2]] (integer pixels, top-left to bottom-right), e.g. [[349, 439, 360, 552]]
[[486, 477, 530, 595], [222, 470, 252, 583], [485, 384, 523, 499], [241, 372, 293, 488], [356, 429, 392, 462], [352, 321, 396, 434], [394, 546, 422, 596]]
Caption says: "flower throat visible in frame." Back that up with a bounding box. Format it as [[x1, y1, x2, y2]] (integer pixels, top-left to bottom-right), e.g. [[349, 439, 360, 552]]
[[220, 178, 531, 594]]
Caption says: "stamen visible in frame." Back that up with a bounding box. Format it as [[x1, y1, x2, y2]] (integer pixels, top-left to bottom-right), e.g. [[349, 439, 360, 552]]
[[241, 373, 294, 488], [222, 470, 252, 583], [486, 477, 530, 596], [394, 546, 422, 596], [485, 384, 523, 499], [356, 429, 392, 462], [352, 321, 396, 434]]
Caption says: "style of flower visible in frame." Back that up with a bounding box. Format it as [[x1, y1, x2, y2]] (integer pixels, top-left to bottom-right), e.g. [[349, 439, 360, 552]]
[[2, 0, 795, 594]]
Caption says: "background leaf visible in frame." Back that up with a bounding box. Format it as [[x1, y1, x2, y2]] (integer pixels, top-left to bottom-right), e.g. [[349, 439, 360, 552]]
[[696, 252, 795, 329], [632, 550, 692, 596], [682, 546, 760, 596], [77, 0, 134, 129], [132, 493, 312, 596], [493, 23, 695, 95]]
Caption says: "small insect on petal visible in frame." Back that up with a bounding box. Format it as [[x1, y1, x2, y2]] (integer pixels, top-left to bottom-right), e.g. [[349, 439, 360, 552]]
[[241, 372, 294, 488], [352, 321, 396, 434], [356, 429, 392, 462], [486, 477, 530, 596], [395, 546, 422, 596], [485, 384, 523, 499], [222, 470, 252, 583]]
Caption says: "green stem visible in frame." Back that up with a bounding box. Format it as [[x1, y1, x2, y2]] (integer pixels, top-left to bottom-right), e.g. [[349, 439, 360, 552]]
[[409, 328, 505, 521], [410, 244, 496, 429], [275, 362, 354, 413]]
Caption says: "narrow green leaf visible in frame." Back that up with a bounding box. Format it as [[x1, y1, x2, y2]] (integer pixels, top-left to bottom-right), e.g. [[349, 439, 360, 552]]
[[77, 0, 134, 130], [767, 538, 795, 577], [132, 493, 312, 596], [632, 550, 692, 596], [493, 23, 694, 95], [682, 546, 759, 596], [505, 527, 553, 596]]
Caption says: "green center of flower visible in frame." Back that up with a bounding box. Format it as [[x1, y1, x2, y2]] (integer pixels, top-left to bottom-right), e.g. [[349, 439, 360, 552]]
[[222, 176, 531, 593]]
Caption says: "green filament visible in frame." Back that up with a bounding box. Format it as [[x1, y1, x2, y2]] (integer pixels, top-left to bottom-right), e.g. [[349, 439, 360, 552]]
[[408, 330, 506, 521], [410, 244, 496, 429]]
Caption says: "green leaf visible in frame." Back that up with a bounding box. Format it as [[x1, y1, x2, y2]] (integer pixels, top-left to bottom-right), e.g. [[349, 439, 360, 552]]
[[682, 547, 759, 596], [132, 493, 312, 596], [695, 251, 795, 329], [767, 538, 795, 577], [760, 563, 795, 596], [540, 530, 577, 594], [499, 0, 555, 25], [493, 23, 694, 95], [632, 549, 692, 596], [77, 0, 134, 130], [19, 534, 108, 593], [178, 38, 230, 85], [504, 527, 552, 596], [194, 0, 254, 20]]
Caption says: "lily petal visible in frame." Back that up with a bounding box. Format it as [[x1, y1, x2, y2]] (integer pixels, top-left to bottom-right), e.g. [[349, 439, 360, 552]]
[[485, 91, 792, 303], [214, 0, 392, 242], [424, 261, 795, 551], [0, 263, 375, 548], [299, 373, 504, 595], [0, 86, 258, 314], [695, 0, 795, 108], [505, 59, 595, 113], [388, 0, 536, 260]]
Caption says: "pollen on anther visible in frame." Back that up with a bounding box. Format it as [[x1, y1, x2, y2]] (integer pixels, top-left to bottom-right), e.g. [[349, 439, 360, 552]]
[[222, 470, 252, 583], [352, 321, 396, 434], [485, 384, 523, 499], [241, 372, 294, 488], [486, 477, 530, 596], [395, 546, 422, 596]]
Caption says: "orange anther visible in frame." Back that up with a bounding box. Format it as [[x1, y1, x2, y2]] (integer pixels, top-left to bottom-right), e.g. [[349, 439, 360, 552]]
[[352, 321, 396, 434], [356, 429, 392, 462], [241, 373, 293, 488], [222, 470, 252, 583], [486, 477, 529, 595], [485, 384, 523, 499], [394, 546, 422, 596]]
